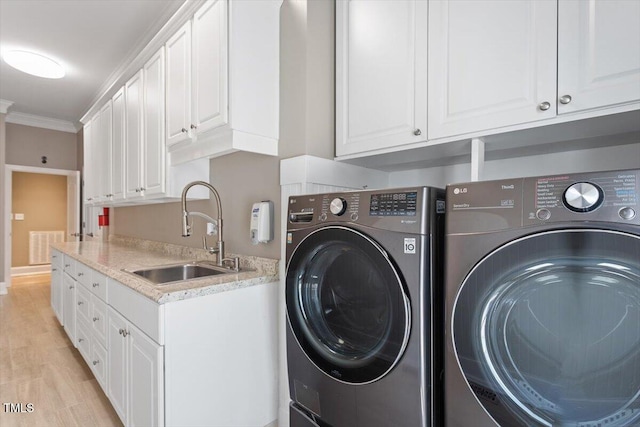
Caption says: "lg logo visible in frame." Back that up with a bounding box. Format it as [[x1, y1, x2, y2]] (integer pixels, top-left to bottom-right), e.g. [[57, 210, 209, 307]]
[[453, 187, 468, 195]]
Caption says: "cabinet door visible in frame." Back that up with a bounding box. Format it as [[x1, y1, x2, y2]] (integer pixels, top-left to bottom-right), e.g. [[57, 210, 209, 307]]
[[428, 0, 557, 139], [99, 101, 113, 201], [336, 0, 428, 156], [143, 48, 166, 197], [83, 120, 95, 204], [90, 112, 103, 202], [125, 70, 144, 199], [62, 274, 76, 343], [111, 87, 126, 202], [107, 307, 128, 424], [51, 265, 63, 325], [166, 21, 192, 147], [192, 0, 227, 134], [558, 0, 640, 114], [129, 323, 164, 427]]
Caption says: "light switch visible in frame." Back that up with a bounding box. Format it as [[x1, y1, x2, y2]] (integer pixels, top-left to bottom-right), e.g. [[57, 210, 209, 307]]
[[15, 213, 25, 220]]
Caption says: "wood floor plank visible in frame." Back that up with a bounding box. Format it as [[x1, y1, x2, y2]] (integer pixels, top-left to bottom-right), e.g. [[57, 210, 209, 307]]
[[0, 276, 122, 426]]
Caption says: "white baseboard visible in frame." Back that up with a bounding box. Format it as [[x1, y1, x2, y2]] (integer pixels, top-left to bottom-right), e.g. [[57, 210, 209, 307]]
[[0, 282, 6, 295], [11, 265, 51, 277]]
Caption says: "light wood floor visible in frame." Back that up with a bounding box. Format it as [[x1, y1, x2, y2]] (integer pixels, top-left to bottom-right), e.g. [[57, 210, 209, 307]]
[[0, 274, 122, 427]]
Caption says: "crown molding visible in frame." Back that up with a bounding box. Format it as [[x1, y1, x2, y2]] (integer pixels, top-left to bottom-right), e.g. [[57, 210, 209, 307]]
[[80, 0, 207, 124], [0, 99, 14, 114], [5, 112, 79, 133]]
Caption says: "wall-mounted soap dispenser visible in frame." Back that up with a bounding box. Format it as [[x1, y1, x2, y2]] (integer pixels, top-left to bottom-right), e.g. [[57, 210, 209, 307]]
[[250, 201, 274, 244]]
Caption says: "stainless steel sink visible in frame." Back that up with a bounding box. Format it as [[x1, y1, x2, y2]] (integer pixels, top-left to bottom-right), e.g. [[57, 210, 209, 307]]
[[129, 262, 243, 285]]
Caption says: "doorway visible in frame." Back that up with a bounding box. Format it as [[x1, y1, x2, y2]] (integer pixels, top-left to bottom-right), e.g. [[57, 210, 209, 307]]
[[3, 164, 80, 292]]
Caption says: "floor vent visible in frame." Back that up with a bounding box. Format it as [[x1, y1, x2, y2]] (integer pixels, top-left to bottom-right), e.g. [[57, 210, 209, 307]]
[[29, 231, 64, 265]]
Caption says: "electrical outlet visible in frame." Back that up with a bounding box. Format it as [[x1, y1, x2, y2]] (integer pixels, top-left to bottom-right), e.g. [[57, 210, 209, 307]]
[[15, 213, 25, 220]]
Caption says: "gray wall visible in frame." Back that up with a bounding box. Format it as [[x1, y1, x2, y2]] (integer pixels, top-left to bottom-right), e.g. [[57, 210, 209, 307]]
[[6, 123, 78, 170], [113, 0, 336, 260]]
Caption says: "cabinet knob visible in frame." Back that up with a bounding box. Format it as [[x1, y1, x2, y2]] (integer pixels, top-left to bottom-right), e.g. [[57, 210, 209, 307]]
[[538, 101, 551, 111], [92, 360, 99, 366], [93, 317, 99, 322], [559, 94, 572, 104], [92, 283, 99, 288], [181, 127, 188, 133], [140, 187, 146, 192], [69, 285, 74, 290], [118, 328, 124, 335], [135, 188, 140, 193], [413, 128, 422, 136], [122, 330, 130, 337], [78, 301, 84, 306], [52, 268, 57, 272], [65, 264, 70, 268], [77, 272, 84, 277], [78, 338, 84, 343], [190, 124, 198, 130]]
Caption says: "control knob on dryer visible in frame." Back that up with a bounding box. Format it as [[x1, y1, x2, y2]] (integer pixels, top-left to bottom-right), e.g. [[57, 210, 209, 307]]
[[563, 182, 603, 212], [330, 197, 347, 216]]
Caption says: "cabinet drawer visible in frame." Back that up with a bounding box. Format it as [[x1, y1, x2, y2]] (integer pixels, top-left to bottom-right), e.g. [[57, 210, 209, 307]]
[[76, 318, 92, 365], [89, 270, 108, 302], [90, 340, 108, 392], [76, 284, 92, 325], [76, 262, 92, 288], [91, 296, 108, 348], [108, 279, 164, 344], [63, 255, 76, 277]]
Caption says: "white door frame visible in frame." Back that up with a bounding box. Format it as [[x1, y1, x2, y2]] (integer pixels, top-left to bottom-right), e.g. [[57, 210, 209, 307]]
[[3, 164, 80, 291]]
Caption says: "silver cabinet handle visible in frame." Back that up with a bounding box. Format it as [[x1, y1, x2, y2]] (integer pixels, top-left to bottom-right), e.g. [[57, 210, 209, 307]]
[[122, 330, 129, 337], [92, 360, 99, 366], [181, 127, 188, 133], [538, 101, 551, 111], [69, 285, 74, 289], [52, 268, 57, 272], [190, 124, 198, 130], [559, 94, 572, 104], [77, 272, 84, 277], [93, 317, 99, 322], [139, 187, 146, 192], [118, 328, 123, 335], [92, 283, 99, 288], [413, 129, 422, 136], [135, 188, 141, 193], [65, 264, 70, 268], [77, 301, 84, 306], [78, 338, 84, 343]]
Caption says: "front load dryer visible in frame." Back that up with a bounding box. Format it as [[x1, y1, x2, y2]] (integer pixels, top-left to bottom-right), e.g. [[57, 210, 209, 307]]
[[444, 169, 640, 426], [285, 187, 445, 427]]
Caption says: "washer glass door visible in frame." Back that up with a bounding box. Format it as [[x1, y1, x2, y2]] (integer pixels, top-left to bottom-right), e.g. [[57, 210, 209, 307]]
[[454, 229, 640, 426], [286, 226, 411, 384]]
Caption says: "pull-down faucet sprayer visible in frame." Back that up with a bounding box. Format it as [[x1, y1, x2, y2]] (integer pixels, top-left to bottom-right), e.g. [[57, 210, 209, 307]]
[[181, 181, 238, 270]]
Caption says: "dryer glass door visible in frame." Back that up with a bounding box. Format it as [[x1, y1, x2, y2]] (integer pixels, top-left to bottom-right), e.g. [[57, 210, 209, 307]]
[[286, 226, 411, 384], [453, 229, 640, 427]]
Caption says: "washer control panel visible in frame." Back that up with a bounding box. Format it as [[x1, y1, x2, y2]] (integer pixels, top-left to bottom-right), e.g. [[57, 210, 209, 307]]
[[523, 169, 639, 225]]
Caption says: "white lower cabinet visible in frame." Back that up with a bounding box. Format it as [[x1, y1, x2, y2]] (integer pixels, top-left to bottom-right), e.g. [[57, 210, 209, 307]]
[[53, 254, 278, 427], [107, 306, 164, 427]]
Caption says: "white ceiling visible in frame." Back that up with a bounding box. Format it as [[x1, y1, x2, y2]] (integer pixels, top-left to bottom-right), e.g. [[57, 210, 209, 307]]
[[0, 0, 185, 131]]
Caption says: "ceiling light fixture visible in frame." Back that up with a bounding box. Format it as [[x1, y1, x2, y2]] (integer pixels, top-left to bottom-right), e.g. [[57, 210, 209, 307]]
[[2, 50, 65, 79]]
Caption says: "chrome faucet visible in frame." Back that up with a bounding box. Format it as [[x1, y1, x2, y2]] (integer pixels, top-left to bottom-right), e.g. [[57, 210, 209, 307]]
[[181, 181, 239, 271]]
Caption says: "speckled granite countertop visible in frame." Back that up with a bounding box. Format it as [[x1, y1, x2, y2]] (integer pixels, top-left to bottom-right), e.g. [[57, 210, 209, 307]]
[[51, 236, 279, 304]]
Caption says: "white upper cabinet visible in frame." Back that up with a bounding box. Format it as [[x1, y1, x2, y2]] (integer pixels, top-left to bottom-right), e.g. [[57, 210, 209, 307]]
[[336, 0, 428, 157], [168, 0, 280, 165], [428, 0, 640, 141], [82, 119, 94, 203], [125, 69, 144, 200], [166, 21, 192, 147], [142, 48, 166, 197], [558, 0, 640, 114], [111, 87, 126, 202], [166, 0, 227, 149], [98, 101, 113, 201], [428, 0, 557, 139]]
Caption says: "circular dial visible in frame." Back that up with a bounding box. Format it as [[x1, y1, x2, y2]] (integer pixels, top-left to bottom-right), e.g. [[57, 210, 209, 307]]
[[563, 182, 603, 212], [330, 197, 347, 216]]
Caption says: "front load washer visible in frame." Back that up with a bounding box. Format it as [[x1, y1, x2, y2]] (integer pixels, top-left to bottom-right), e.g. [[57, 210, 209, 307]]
[[285, 187, 445, 427], [444, 169, 640, 427]]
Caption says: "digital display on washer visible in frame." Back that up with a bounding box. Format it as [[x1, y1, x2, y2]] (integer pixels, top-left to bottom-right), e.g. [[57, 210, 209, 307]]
[[370, 191, 417, 216]]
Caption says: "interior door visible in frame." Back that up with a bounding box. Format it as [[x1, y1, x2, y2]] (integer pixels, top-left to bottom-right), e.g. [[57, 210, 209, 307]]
[[453, 229, 640, 426], [286, 226, 411, 384]]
